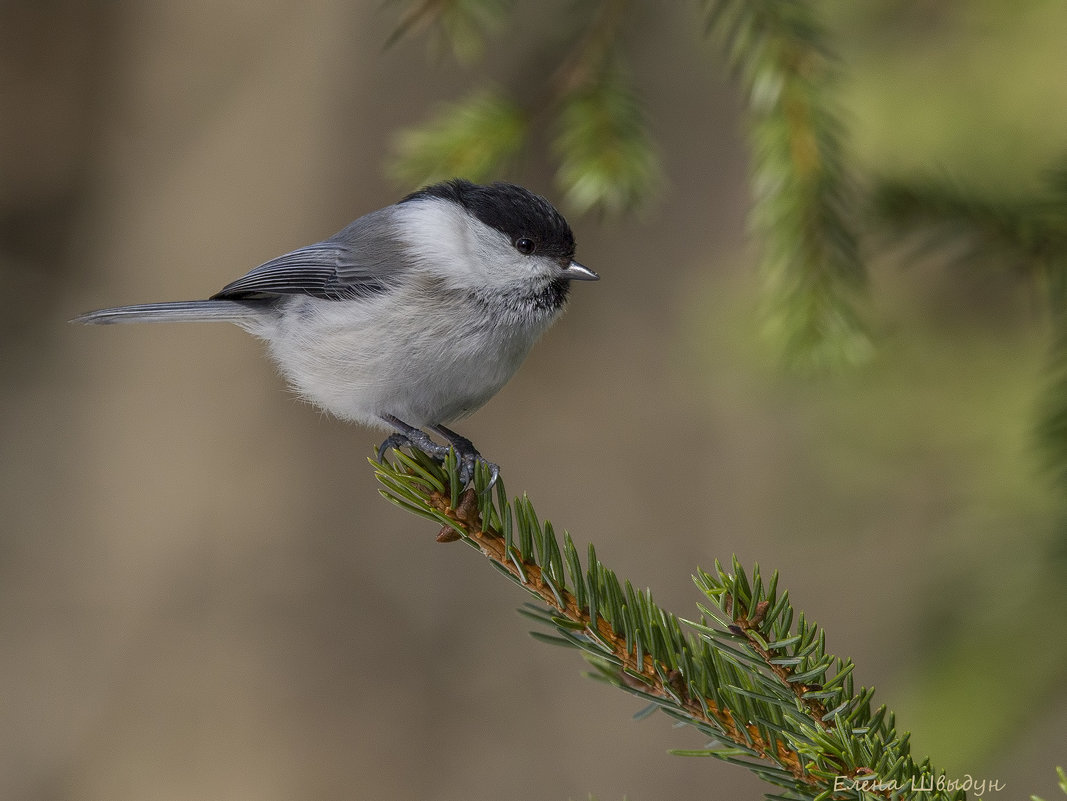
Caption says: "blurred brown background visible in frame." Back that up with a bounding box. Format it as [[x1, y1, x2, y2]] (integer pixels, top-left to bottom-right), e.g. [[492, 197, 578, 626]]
[[3, 2, 1066, 799]]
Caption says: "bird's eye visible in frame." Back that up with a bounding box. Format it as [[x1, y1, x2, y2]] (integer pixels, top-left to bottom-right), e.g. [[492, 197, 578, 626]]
[[514, 237, 536, 255]]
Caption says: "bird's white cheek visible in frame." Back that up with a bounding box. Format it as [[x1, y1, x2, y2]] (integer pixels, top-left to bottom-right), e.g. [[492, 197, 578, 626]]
[[395, 198, 479, 277]]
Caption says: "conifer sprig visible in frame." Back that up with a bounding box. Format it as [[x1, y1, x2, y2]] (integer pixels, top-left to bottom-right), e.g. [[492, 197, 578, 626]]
[[702, 0, 871, 371], [874, 161, 1067, 497], [388, 0, 866, 366], [385, 0, 662, 216], [385, 0, 514, 63], [373, 448, 963, 800]]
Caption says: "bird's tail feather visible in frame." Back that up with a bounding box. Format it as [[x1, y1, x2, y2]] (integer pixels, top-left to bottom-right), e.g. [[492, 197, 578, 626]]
[[73, 300, 260, 325]]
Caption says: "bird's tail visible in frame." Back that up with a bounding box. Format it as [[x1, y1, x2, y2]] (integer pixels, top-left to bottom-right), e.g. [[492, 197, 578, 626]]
[[73, 300, 261, 326]]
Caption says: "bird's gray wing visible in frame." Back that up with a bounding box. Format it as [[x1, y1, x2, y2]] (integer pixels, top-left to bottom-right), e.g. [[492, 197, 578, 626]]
[[211, 208, 406, 301]]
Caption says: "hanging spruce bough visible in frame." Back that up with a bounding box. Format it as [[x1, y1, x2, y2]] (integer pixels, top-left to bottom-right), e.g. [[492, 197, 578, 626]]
[[386, 0, 663, 217], [388, 88, 528, 189], [387, 0, 869, 369], [874, 161, 1067, 497], [701, 0, 871, 371], [385, 0, 515, 64], [373, 448, 964, 800]]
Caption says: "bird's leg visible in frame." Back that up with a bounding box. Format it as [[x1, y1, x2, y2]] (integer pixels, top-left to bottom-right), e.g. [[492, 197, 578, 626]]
[[377, 415, 451, 463], [377, 416, 497, 489], [432, 424, 499, 490]]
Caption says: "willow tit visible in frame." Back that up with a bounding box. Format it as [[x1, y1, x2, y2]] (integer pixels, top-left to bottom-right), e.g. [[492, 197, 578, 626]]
[[75, 179, 598, 484]]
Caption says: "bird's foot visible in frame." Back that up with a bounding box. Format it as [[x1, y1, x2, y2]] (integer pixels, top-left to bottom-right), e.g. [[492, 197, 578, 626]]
[[377, 417, 498, 490], [432, 425, 499, 491]]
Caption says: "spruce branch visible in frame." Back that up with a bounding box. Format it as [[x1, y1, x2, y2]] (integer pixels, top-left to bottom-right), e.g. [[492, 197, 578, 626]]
[[1038, 316, 1067, 493], [543, 0, 661, 214], [873, 173, 1067, 298], [873, 159, 1067, 499], [386, 1, 868, 362], [384, 0, 514, 63], [373, 447, 964, 800], [386, 0, 661, 214], [702, 0, 871, 371], [553, 56, 662, 216], [387, 88, 527, 186]]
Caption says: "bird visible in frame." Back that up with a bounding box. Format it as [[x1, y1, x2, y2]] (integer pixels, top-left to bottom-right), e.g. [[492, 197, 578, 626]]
[[74, 179, 598, 485]]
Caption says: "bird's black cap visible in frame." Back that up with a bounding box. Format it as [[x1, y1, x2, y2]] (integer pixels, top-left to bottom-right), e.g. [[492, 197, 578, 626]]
[[402, 179, 576, 262]]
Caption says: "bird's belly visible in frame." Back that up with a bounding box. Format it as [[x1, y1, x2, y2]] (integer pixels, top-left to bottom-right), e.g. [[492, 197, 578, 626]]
[[264, 297, 537, 430]]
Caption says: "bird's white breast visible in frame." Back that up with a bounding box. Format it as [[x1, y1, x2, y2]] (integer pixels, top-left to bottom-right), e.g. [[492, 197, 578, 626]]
[[257, 280, 555, 429]]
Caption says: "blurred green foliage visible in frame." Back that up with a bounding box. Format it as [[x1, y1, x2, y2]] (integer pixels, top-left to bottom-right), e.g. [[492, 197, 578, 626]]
[[387, 0, 663, 216], [388, 88, 526, 184], [704, 0, 872, 372], [386, 0, 1067, 782], [553, 60, 661, 215], [386, 0, 515, 64]]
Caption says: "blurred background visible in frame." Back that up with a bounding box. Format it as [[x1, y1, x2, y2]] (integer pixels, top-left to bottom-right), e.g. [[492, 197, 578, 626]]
[[3, 1, 1067, 799]]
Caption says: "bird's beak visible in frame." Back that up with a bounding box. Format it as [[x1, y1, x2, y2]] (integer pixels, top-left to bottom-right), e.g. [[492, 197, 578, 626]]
[[561, 260, 599, 281]]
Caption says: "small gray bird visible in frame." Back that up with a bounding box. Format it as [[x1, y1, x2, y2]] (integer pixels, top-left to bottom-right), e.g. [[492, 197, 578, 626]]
[[75, 179, 598, 484]]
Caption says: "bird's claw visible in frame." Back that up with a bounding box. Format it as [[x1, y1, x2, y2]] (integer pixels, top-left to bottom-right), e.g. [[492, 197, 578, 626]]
[[433, 425, 498, 491], [376, 433, 414, 464], [462, 453, 499, 493], [376, 427, 498, 492]]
